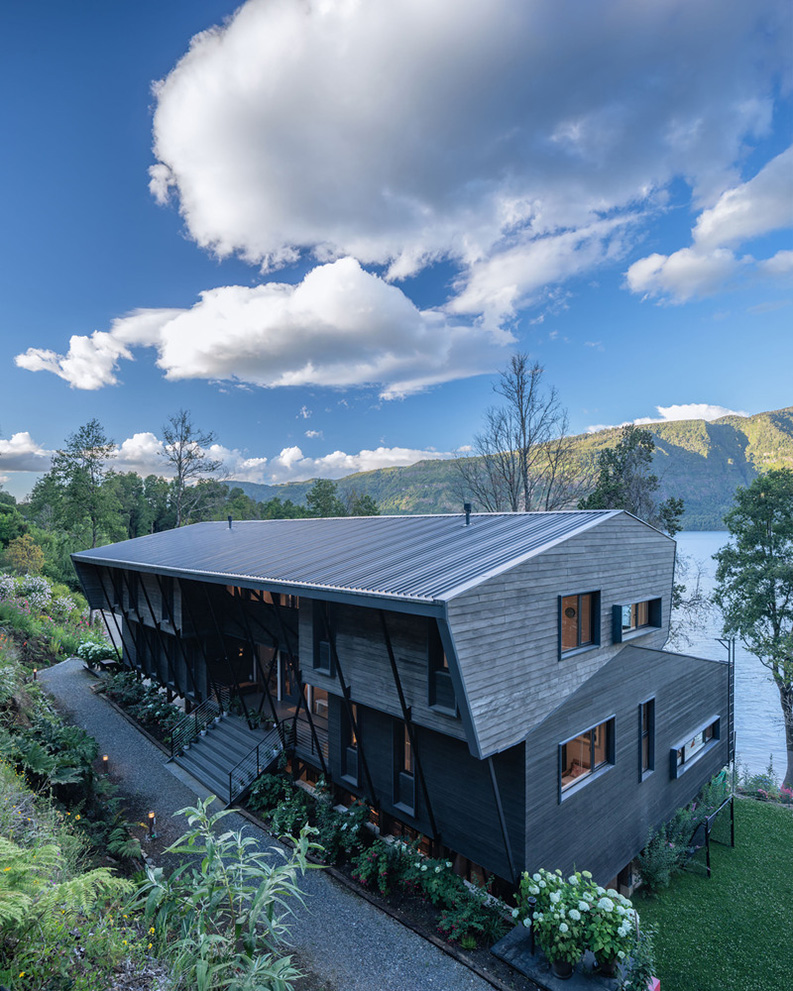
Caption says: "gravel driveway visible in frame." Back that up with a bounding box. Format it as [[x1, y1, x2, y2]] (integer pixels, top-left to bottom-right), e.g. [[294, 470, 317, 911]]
[[39, 658, 504, 991]]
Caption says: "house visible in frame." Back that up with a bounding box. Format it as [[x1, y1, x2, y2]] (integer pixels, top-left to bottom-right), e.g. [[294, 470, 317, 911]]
[[72, 509, 732, 889]]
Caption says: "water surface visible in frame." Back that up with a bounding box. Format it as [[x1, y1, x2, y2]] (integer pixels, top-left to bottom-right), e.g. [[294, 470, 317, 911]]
[[674, 530, 785, 777]]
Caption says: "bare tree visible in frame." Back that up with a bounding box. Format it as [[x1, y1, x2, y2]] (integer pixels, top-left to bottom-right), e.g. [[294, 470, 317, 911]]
[[160, 410, 225, 526], [456, 355, 579, 512]]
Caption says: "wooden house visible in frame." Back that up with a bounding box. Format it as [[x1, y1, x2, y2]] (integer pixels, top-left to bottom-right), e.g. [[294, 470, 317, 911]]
[[72, 510, 732, 888]]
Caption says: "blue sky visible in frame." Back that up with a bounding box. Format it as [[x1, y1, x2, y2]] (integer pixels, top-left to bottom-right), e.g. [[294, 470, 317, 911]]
[[1, 0, 791, 500]]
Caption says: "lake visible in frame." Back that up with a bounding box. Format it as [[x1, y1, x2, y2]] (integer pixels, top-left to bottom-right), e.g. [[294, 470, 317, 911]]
[[674, 530, 786, 777]]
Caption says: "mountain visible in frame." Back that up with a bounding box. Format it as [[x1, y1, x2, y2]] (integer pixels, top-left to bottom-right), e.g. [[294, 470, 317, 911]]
[[228, 406, 793, 530]]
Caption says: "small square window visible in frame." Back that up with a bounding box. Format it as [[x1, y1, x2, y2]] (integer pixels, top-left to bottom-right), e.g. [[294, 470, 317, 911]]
[[560, 592, 600, 656], [559, 717, 615, 797]]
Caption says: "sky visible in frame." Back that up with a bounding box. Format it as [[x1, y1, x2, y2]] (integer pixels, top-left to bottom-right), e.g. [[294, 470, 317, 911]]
[[1, 0, 791, 501]]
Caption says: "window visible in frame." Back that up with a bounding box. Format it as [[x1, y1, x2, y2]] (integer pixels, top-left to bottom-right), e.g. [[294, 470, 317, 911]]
[[559, 717, 615, 796], [394, 721, 415, 813], [612, 598, 662, 642], [671, 718, 720, 778], [312, 602, 333, 674], [560, 592, 600, 655], [427, 622, 456, 713], [341, 702, 359, 785], [639, 698, 655, 779]]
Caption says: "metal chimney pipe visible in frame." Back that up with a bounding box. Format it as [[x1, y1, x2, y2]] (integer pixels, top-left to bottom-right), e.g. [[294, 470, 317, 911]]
[[228, 515, 233, 529], [464, 503, 472, 526]]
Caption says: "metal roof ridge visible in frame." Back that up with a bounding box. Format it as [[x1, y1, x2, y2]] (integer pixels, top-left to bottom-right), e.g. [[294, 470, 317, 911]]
[[440, 510, 622, 601]]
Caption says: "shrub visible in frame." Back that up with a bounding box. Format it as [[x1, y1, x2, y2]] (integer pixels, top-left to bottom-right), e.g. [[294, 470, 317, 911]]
[[314, 799, 370, 864], [131, 797, 321, 991], [269, 788, 313, 838], [437, 889, 509, 947], [351, 842, 403, 894], [248, 772, 290, 816]]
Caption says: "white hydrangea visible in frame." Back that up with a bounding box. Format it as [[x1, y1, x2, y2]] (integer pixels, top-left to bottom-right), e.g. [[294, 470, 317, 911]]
[[597, 897, 615, 912], [550, 890, 561, 904], [0, 575, 15, 601], [578, 901, 590, 912], [569, 908, 581, 921], [558, 922, 569, 933], [511, 908, 520, 918]]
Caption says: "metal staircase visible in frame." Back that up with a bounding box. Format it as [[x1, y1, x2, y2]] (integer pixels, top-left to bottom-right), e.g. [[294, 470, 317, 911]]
[[171, 713, 282, 805]]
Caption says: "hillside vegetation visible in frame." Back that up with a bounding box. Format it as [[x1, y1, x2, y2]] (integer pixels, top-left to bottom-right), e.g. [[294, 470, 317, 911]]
[[229, 406, 793, 530]]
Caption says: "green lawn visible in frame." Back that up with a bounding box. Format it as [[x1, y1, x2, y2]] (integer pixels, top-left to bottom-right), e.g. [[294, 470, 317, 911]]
[[636, 797, 792, 991]]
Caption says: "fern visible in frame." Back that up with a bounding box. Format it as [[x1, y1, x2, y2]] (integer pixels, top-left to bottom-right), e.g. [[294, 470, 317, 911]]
[[0, 835, 131, 937]]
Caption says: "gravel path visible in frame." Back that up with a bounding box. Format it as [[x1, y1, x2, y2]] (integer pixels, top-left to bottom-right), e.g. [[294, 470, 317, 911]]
[[39, 658, 499, 991]]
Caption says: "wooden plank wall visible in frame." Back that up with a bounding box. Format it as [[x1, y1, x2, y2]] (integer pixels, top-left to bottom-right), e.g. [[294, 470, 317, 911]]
[[300, 599, 467, 742], [522, 645, 731, 883], [326, 694, 525, 880], [446, 513, 676, 757]]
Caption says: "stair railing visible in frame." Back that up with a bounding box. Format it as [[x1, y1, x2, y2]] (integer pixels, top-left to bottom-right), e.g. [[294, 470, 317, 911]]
[[227, 727, 283, 804], [169, 683, 231, 758]]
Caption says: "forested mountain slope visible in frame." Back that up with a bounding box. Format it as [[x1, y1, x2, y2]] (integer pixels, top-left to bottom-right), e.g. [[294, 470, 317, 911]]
[[230, 407, 793, 529]]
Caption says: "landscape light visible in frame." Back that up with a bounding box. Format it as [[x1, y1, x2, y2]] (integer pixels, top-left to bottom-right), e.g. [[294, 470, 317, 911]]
[[147, 811, 157, 840]]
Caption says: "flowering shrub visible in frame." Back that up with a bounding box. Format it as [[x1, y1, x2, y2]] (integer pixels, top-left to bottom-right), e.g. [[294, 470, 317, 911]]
[[15, 573, 54, 609], [517, 867, 636, 967], [0, 574, 16, 600], [77, 639, 118, 664]]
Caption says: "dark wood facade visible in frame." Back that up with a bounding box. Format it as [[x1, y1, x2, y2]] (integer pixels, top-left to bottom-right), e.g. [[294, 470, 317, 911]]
[[73, 511, 732, 886]]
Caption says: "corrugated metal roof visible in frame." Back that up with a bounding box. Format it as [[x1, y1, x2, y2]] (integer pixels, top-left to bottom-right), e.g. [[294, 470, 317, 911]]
[[72, 511, 619, 604]]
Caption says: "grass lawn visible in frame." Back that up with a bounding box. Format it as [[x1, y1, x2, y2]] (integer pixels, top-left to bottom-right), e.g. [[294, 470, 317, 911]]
[[636, 797, 792, 991]]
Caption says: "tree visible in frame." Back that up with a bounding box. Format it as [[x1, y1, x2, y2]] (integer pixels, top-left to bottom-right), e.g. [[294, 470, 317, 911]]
[[713, 469, 793, 788], [456, 354, 578, 512], [578, 425, 684, 536], [305, 478, 346, 518], [160, 409, 224, 526], [343, 487, 380, 516], [50, 418, 119, 548], [0, 502, 28, 547], [5, 533, 44, 574]]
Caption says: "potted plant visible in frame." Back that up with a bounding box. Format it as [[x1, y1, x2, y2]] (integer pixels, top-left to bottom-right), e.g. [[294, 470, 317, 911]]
[[584, 887, 635, 976]]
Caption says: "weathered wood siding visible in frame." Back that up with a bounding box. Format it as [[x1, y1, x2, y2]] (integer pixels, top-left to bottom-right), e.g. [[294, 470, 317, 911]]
[[522, 644, 730, 883], [446, 513, 676, 756], [326, 695, 525, 879], [300, 600, 466, 741]]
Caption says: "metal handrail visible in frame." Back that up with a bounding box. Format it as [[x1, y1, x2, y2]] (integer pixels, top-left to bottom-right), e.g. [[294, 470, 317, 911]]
[[227, 726, 283, 804], [169, 683, 231, 758]]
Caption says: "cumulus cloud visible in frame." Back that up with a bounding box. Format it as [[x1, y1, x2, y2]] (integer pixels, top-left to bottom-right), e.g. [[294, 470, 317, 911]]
[[14, 259, 510, 397], [0, 433, 53, 472], [264, 445, 449, 484], [14, 309, 182, 390], [626, 145, 793, 302], [110, 428, 443, 487], [587, 403, 749, 433], [148, 0, 789, 315]]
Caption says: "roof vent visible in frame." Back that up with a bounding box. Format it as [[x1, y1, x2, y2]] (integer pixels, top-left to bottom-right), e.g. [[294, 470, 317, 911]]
[[228, 515, 233, 530], [464, 502, 472, 526]]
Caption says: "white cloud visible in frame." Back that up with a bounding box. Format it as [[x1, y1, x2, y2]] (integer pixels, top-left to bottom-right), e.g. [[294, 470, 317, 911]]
[[264, 445, 450, 484], [15, 259, 510, 397], [148, 0, 789, 312], [626, 145, 793, 303], [14, 309, 182, 390], [693, 146, 793, 249], [587, 403, 749, 432], [625, 247, 743, 303], [305, 430, 323, 439], [0, 433, 53, 472]]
